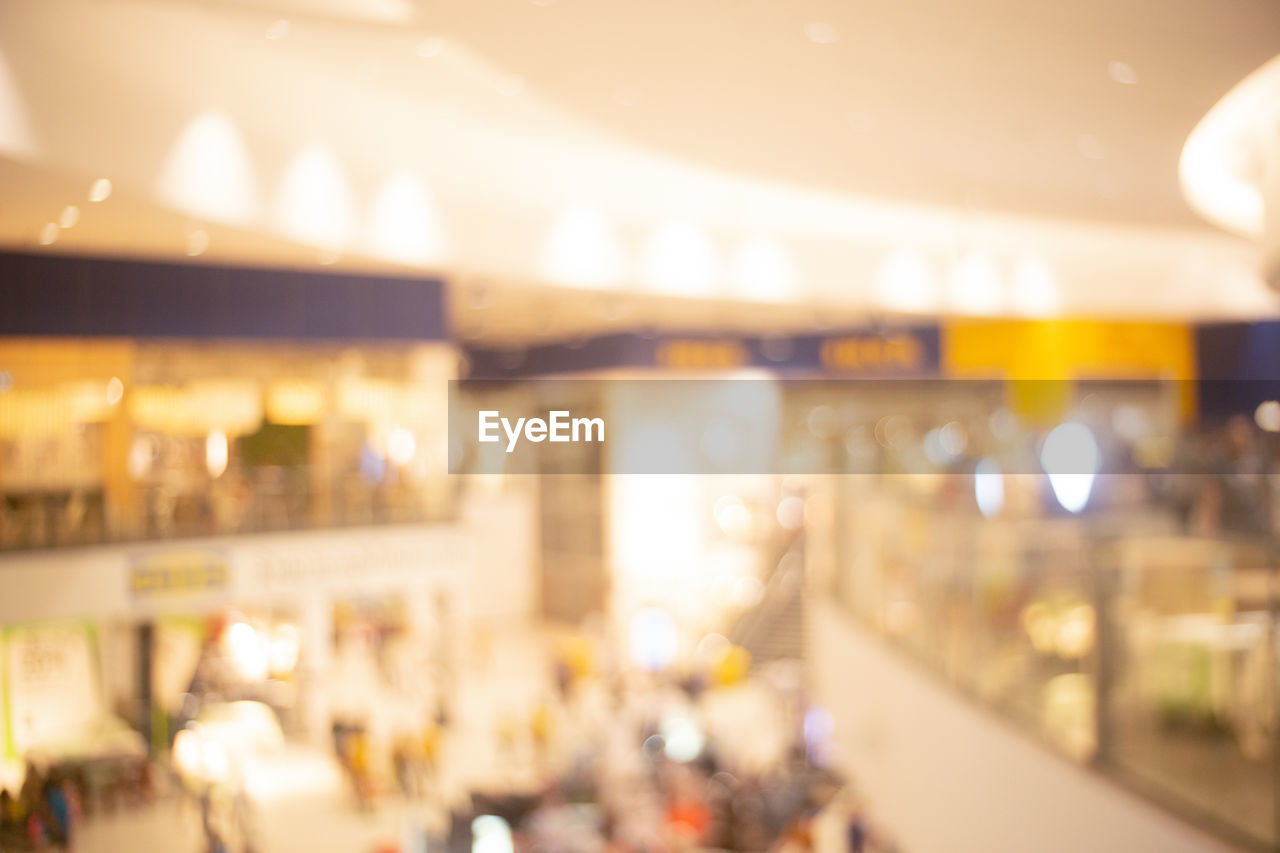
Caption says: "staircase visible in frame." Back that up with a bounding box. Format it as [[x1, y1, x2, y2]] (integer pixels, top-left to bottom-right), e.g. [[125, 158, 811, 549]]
[[731, 530, 807, 664]]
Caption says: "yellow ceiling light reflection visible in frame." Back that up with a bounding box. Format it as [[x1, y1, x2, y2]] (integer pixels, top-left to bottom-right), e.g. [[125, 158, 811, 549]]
[[275, 145, 354, 249], [367, 173, 446, 265], [876, 248, 936, 312], [642, 219, 720, 296], [159, 111, 259, 224], [542, 203, 624, 288], [948, 251, 1003, 315], [730, 236, 798, 302]]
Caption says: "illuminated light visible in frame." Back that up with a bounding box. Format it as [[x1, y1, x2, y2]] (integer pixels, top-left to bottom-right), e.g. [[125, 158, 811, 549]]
[[542, 203, 623, 287], [630, 609, 678, 672], [1256, 400, 1280, 432], [416, 37, 443, 58], [641, 219, 721, 296], [58, 205, 80, 229], [367, 173, 446, 265], [1179, 56, 1280, 239], [472, 816, 514, 853], [317, 247, 341, 265], [0, 48, 37, 158], [265, 19, 291, 40], [205, 428, 229, 478], [713, 495, 753, 538], [159, 112, 258, 224], [1107, 60, 1139, 86], [266, 381, 325, 425], [88, 178, 112, 203], [496, 74, 525, 97], [172, 729, 203, 780], [730, 237, 798, 301], [695, 633, 730, 661], [1076, 134, 1105, 160], [185, 226, 209, 257], [269, 625, 300, 674], [776, 495, 805, 530], [1010, 253, 1061, 317], [1111, 404, 1149, 442], [38, 223, 58, 246], [127, 435, 152, 479], [876, 249, 937, 311], [106, 377, 124, 406], [974, 457, 1004, 518], [804, 21, 838, 44], [661, 715, 706, 762], [731, 576, 764, 608], [226, 621, 267, 680], [939, 421, 967, 456], [387, 427, 416, 466], [948, 251, 1003, 315], [276, 145, 354, 249], [1055, 605, 1096, 658], [1041, 422, 1101, 513]]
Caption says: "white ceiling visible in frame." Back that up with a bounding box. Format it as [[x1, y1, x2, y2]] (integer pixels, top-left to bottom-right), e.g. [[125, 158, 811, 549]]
[[0, 0, 1276, 340]]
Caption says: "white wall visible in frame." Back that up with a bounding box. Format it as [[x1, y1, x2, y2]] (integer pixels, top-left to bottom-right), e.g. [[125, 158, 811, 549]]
[[808, 600, 1236, 853]]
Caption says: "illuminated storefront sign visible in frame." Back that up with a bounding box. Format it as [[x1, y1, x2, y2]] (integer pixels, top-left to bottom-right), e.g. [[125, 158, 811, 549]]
[[130, 549, 229, 597]]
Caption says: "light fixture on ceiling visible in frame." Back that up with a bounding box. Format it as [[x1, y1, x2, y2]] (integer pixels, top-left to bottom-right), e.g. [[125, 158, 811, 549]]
[[641, 219, 721, 296], [876, 248, 937, 312], [1010, 253, 1061, 317], [730, 236, 798, 302], [58, 205, 80, 229], [38, 222, 58, 246], [543, 202, 624, 288], [948, 250, 1003, 315], [159, 111, 258, 225], [276, 145, 354, 250], [367, 172, 446, 265]]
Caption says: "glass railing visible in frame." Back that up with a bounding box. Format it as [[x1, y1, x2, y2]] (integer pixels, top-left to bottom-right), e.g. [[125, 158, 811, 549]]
[[0, 466, 456, 552], [823, 480, 1278, 850]]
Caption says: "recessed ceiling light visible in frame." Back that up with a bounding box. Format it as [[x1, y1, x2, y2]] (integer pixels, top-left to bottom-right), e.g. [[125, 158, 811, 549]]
[[804, 21, 838, 44], [1107, 60, 1138, 85], [39, 222, 58, 245], [88, 178, 112, 203], [185, 226, 209, 257], [58, 205, 79, 229]]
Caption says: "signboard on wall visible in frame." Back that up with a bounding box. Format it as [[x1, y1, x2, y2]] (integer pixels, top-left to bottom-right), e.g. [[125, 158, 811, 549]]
[[4, 621, 102, 757]]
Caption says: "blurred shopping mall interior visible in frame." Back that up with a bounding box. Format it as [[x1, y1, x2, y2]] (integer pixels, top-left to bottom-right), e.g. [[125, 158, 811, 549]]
[[2, 1, 1280, 851]]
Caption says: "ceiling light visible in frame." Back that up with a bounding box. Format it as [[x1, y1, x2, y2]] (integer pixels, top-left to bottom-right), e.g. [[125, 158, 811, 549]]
[[88, 178, 112, 203], [641, 219, 721, 296], [276, 145, 354, 249], [58, 205, 79, 229], [731, 237, 797, 301], [185, 226, 209, 257], [159, 111, 258, 224], [876, 248, 937, 311], [1010, 253, 1061, 317], [367, 173, 446, 265], [39, 223, 58, 245], [543, 203, 623, 287], [948, 251, 1003, 315]]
